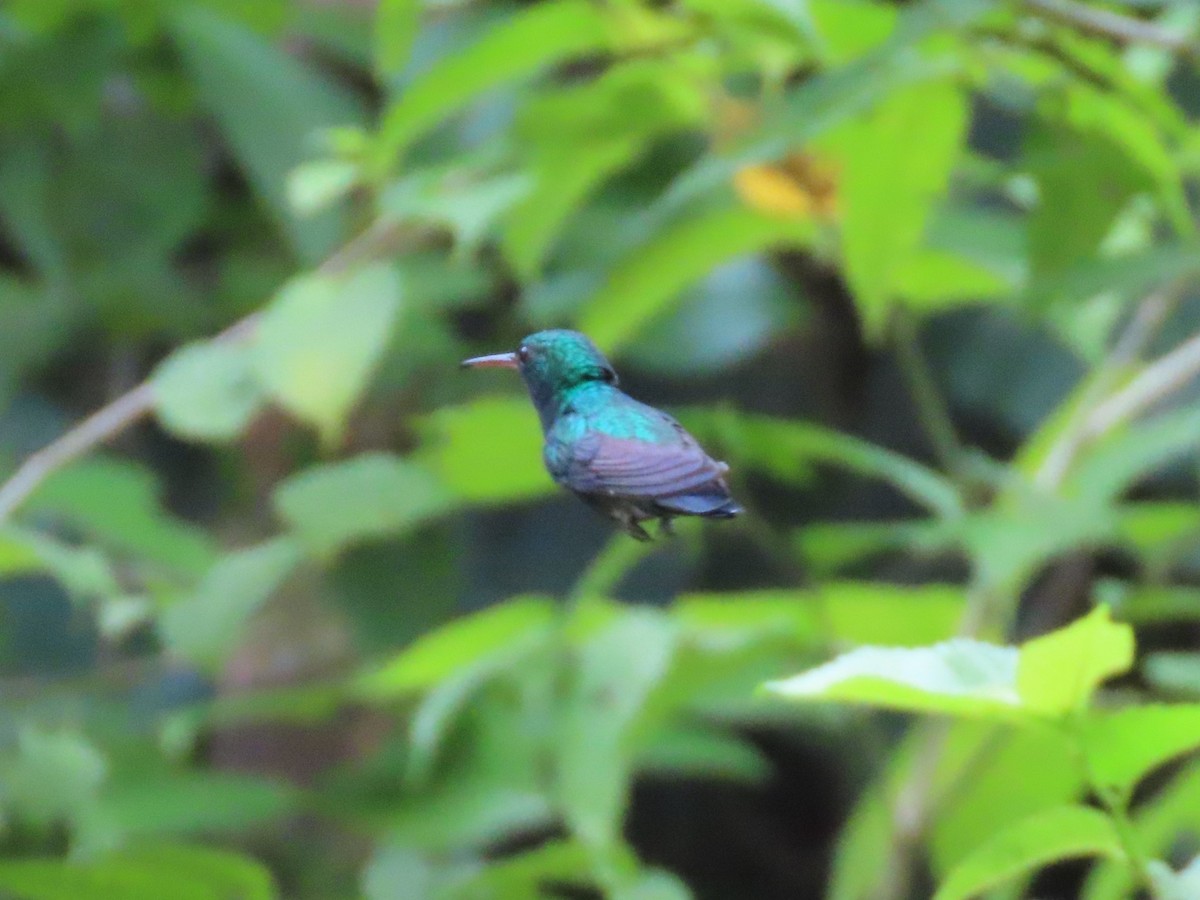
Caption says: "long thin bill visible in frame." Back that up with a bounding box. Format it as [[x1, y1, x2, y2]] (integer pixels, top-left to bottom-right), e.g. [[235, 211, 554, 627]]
[[461, 352, 519, 369]]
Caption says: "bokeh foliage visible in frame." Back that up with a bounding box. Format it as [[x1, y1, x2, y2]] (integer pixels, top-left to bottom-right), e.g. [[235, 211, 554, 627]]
[[3, 0, 1200, 897]]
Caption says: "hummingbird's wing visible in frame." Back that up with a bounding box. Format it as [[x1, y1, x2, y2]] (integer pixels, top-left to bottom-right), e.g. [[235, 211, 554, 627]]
[[549, 417, 732, 510]]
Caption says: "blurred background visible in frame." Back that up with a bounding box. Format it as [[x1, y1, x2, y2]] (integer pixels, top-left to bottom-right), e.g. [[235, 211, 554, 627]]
[[3, 0, 1200, 897]]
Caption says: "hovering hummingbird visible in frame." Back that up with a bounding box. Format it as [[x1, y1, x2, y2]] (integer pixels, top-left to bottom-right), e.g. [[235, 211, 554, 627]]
[[462, 329, 742, 540]]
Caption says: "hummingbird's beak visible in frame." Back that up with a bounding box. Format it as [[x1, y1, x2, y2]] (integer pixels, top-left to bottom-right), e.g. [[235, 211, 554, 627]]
[[460, 352, 519, 370]]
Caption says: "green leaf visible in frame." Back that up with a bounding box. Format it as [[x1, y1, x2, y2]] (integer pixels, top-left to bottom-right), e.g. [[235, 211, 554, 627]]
[[577, 207, 815, 352], [152, 340, 265, 442], [103, 772, 296, 838], [933, 806, 1123, 900], [170, 6, 364, 261], [764, 639, 1022, 717], [840, 79, 968, 338], [0, 844, 275, 900], [416, 396, 552, 504], [374, 0, 420, 78], [1064, 407, 1200, 504], [558, 609, 677, 849], [355, 596, 556, 698], [684, 408, 962, 517], [931, 725, 1084, 876], [4, 728, 107, 829], [1016, 606, 1135, 715], [893, 248, 1012, 311], [28, 458, 215, 577], [1083, 705, 1200, 794], [274, 453, 451, 556], [374, 0, 612, 168], [285, 159, 359, 218], [254, 263, 402, 444], [159, 538, 300, 669]]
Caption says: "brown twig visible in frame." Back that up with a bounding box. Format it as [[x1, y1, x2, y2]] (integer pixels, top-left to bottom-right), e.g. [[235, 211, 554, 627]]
[[1025, 0, 1198, 56]]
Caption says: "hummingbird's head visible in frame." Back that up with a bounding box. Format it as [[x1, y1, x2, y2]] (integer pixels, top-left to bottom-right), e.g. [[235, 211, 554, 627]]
[[461, 329, 618, 424]]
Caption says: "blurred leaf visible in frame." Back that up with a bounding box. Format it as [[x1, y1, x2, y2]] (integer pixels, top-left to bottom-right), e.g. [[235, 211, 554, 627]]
[[614, 870, 692, 900], [375, 0, 421, 78], [1025, 102, 1154, 283], [931, 725, 1084, 876], [0, 844, 275, 900], [503, 57, 709, 278], [1151, 856, 1200, 900], [637, 725, 771, 782], [285, 159, 359, 218], [356, 596, 556, 699], [159, 537, 300, 669], [448, 840, 591, 897], [558, 609, 677, 849], [361, 843, 436, 900], [840, 79, 968, 338], [685, 408, 963, 517], [1083, 705, 1200, 794], [103, 772, 296, 838], [29, 458, 215, 577], [764, 639, 1021, 717], [152, 340, 265, 442], [894, 248, 1012, 311], [274, 453, 451, 556], [933, 806, 1122, 900], [1064, 407, 1200, 504], [171, 6, 364, 261], [375, 0, 612, 167], [1085, 762, 1200, 899], [382, 163, 531, 254], [1016, 606, 1134, 715], [622, 257, 798, 377], [3, 727, 107, 830], [809, 0, 897, 62], [417, 397, 553, 504], [1144, 653, 1200, 697], [578, 207, 815, 352], [254, 263, 402, 444]]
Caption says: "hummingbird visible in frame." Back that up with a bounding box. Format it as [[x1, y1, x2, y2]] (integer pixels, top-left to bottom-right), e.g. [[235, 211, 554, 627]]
[[462, 329, 741, 540]]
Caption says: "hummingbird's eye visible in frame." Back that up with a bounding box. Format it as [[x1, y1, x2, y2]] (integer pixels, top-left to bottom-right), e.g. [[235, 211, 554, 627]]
[[517, 345, 530, 363]]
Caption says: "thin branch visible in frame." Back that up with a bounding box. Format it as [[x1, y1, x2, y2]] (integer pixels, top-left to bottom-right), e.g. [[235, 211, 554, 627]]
[[892, 311, 966, 480], [1025, 0, 1198, 56], [0, 219, 414, 524], [1035, 280, 1183, 489], [1086, 328, 1200, 437]]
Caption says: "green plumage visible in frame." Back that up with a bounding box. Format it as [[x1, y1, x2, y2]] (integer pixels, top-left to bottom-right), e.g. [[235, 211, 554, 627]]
[[463, 330, 741, 540]]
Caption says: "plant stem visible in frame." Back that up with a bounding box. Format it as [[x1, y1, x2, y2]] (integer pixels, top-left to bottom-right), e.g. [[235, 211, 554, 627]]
[[566, 519, 701, 605], [891, 311, 965, 481], [1025, 0, 1198, 56]]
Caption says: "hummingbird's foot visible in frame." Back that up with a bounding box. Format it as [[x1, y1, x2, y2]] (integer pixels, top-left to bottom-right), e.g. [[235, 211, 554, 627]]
[[658, 517, 676, 538]]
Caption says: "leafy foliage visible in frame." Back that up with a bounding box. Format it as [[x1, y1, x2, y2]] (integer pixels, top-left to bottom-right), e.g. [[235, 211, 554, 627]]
[[3, 1, 1200, 898]]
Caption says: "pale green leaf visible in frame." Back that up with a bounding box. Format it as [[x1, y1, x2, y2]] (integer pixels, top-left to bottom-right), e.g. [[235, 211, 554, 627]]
[[764, 640, 1022, 717], [375, 0, 611, 167], [559, 610, 677, 849], [285, 160, 359, 218], [29, 458, 216, 577], [159, 538, 300, 669], [355, 596, 556, 699], [374, 0, 420, 78], [1016, 606, 1135, 714], [274, 453, 451, 556], [152, 340, 265, 442], [840, 79, 968, 338], [933, 806, 1122, 900], [577, 207, 815, 352], [254, 263, 402, 444]]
